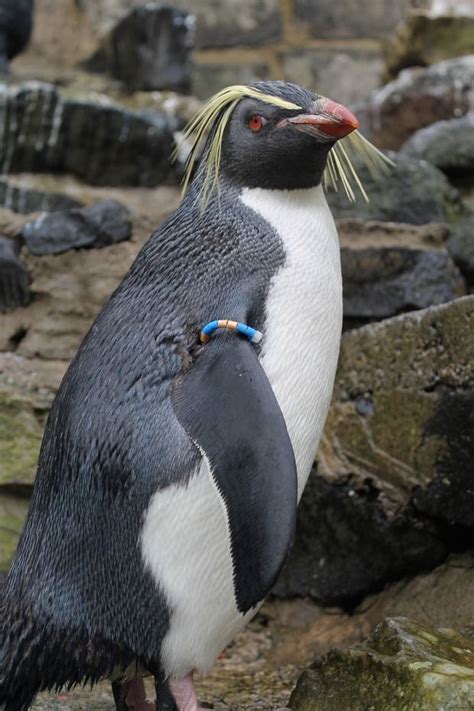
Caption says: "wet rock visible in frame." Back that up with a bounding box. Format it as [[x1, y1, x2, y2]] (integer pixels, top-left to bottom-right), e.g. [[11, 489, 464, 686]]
[[340, 220, 464, 322], [276, 297, 474, 604], [385, 11, 474, 79], [401, 115, 474, 178], [0, 0, 33, 72], [0, 352, 66, 491], [0, 81, 176, 186], [0, 177, 82, 213], [22, 200, 132, 256], [86, 5, 195, 92], [295, 0, 406, 39], [327, 152, 464, 225], [360, 56, 474, 150], [290, 617, 474, 711], [0, 236, 30, 311]]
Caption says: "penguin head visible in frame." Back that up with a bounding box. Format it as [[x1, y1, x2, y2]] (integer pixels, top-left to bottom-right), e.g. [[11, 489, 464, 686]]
[[220, 81, 359, 191], [180, 81, 393, 206]]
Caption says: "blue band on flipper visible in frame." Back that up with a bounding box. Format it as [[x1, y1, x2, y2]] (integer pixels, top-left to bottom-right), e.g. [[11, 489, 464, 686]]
[[200, 319, 263, 345]]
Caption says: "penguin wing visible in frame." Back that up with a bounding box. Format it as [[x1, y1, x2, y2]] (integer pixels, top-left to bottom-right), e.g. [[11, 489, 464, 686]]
[[171, 334, 297, 613]]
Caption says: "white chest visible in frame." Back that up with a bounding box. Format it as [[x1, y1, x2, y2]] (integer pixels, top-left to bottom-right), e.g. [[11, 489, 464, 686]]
[[241, 185, 343, 498]]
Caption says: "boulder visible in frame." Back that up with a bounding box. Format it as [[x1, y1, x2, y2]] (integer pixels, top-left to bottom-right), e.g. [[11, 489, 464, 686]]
[[22, 200, 132, 256], [401, 115, 474, 178], [86, 5, 195, 92], [385, 12, 474, 79], [275, 297, 474, 604], [290, 618, 474, 711], [0, 352, 66, 490], [0, 0, 33, 72], [0, 82, 175, 186], [0, 177, 82, 214], [0, 235, 30, 311], [339, 220, 465, 324], [326, 152, 464, 225], [78, 0, 283, 50], [448, 213, 474, 282], [359, 56, 474, 150], [294, 0, 406, 39]]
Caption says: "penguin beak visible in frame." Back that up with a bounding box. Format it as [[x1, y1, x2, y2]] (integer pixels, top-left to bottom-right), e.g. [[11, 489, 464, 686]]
[[283, 97, 359, 140]]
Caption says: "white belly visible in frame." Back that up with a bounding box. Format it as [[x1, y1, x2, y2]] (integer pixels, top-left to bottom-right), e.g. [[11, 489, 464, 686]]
[[242, 184, 343, 497], [141, 185, 342, 678]]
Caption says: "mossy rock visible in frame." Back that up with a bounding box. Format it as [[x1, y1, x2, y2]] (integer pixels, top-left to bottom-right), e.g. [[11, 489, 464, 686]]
[[0, 494, 30, 571], [290, 618, 474, 711]]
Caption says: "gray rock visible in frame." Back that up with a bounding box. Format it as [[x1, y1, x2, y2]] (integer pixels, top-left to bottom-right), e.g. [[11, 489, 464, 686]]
[[86, 5, 195, 92], [290, 618, 474, 711], [78, 0, 282, 50], [22, 200, 132, 256], [0, 235, 30, 311], [0, 82, 176, 186], [0, 177, 82, 214], [341, 246, 465, 321], [281, 48, 383, 107], [327, 152, 464, 225], [0, 0, 33, 71], [360, 56, 474, 150], [295, 0, 406, 39], [275, 297, 474, 604], [448, 212, 474, 281], [192, 61, 270, 100], [401, 115, 474, 178], [385, 11, 474, 79]]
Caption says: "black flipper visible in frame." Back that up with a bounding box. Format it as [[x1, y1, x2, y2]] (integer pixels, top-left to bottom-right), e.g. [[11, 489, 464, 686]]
[[172, 334, 297, 613]]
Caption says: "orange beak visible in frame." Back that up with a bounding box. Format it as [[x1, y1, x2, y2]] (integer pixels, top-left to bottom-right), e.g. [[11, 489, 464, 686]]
[[286, 97, 359, 140]]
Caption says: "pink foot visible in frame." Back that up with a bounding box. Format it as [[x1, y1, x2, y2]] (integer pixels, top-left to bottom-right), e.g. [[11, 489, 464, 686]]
[[122, 677, 155, 711], [169, 673, 207, 711]]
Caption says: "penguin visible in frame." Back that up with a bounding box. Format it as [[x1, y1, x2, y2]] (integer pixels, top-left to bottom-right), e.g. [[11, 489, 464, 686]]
[[0, 80, 386, 710], [0, 0, 34, 74]]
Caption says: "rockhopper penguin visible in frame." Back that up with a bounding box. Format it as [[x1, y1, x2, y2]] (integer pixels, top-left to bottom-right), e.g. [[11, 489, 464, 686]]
[[0, 81, 389, 710]]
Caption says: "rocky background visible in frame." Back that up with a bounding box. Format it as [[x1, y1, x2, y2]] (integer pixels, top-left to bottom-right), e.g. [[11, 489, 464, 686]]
[[1, 0, 474, 709]]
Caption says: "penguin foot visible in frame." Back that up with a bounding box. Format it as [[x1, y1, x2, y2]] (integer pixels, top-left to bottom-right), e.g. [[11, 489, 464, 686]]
[[169, 674, 207, 711], [113, 677, 155, 711]]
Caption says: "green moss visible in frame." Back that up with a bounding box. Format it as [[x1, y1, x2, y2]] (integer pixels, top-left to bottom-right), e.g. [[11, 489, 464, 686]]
[[0, 393, 45, 487]]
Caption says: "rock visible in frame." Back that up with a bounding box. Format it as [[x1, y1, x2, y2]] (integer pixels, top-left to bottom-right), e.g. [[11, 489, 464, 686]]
[[290, 618, 474, 711], [327, 152, 464, 225], [0, 494, 30, 571], [0, 235, 30, 311], [0, 0, 33, 71], [191, 61, 270, 101], [0, 353, 67, 489], [22, 200, 132, 256], [294, 0, 406, 39], [448, 212, 474, 282], [281, 48, 384, 107], [0, 81, 176, 186], [275, 297, 474, 604], [360, 56, 474, 150], [0, 177, 83, 213], [385, 11, 474, 79], [401, 115, 474, 178], [339, 220, 465, 323], [86, 5, 195, 92], [79, 0, 282, 50]]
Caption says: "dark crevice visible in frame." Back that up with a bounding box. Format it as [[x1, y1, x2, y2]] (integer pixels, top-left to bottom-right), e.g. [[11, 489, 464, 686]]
[[7, 325, 28, 350]]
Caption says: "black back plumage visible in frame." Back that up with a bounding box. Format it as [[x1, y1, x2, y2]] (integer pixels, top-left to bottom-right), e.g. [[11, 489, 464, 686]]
[[0, 178, 288, 707]]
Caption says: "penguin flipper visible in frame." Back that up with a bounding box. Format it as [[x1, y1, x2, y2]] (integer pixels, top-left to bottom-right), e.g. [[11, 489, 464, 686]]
[[171, 334, 297, 613]]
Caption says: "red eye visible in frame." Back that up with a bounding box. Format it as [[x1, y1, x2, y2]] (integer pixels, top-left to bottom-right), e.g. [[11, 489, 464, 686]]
[[249, 115, 264, 132]]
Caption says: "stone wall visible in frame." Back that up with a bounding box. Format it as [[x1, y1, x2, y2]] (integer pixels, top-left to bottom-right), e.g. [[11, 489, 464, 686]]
[[17, 0, 413, 104]]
